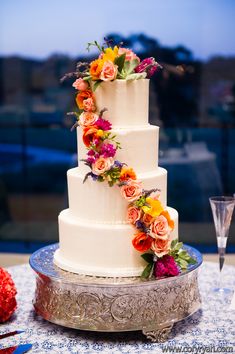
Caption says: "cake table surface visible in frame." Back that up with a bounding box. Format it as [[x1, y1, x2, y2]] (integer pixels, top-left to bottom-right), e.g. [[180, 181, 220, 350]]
[[0, 262, 234, 353]]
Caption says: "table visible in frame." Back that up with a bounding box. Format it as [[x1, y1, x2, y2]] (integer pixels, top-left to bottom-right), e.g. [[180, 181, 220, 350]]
[[0, 262, 235, 353]]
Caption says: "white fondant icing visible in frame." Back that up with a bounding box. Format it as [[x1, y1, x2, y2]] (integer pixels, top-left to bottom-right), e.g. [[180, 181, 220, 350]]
[[55, 207, 178, 277], [94, 79, 149, 127], [77, 124, 159, 175], [67, 167, 167, 223]]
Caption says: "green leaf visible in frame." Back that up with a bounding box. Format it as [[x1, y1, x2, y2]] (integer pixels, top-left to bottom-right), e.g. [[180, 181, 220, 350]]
[[93, 80, 102, 91], [123, 58, 139, 76], [178, 250, 190, 260], [83, 75, 91, 81], [141, 253, 154, 264], [141, 263, 154, 279], [177, 258, 188, 269], [175, 242, 183, 251], [134, 196, 146, 207], [126, 72, 147, 81], [171, 239, 178, 249], [188, 257, 197, 265], [114, 53, 126, 73]]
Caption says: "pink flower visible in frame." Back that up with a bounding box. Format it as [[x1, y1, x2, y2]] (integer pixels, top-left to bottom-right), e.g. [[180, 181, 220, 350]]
[[154, 255, 180, 278], [118, 48, 140, 62], [135, 57, 161, 78], [72, 78, 88, 91], [100, 143, 116, 158], [121, 180, 143, 202], [96, 117, 112, 131], [83, 97, 96, 112], [79, 112, 99, 127], [126, 206, 142, 224], [100, 60, 118, 81], [151, 238, 171, 258], [92, 157, 114, 175], [149, 215, 170, 240]]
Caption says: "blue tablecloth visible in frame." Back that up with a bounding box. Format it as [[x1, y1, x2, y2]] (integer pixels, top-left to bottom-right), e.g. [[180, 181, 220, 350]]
[[0, 262, 235, 353]]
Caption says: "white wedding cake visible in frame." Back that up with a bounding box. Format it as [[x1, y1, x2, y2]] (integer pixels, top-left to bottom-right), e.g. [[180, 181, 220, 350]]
[[54, 79, 178, 277]]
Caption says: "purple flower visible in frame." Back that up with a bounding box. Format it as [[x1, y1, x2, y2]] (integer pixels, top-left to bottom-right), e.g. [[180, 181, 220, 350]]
[[96, 117, 112, 131], [91, 173, 99, 181], [135, 220, 148, 233], [100, 143, 116, 158], [86, 157, 96, 164], [154, 255, 180, 278], [135, 57, 161, 78], [114, 160, 125, 168]]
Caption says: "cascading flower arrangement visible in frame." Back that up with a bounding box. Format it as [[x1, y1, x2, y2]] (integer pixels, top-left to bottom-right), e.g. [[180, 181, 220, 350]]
[[62, 40, 196, 279]]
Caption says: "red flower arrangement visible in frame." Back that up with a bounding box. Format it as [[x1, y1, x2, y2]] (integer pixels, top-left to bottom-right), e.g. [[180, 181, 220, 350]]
[[0, 268, 17, 323]]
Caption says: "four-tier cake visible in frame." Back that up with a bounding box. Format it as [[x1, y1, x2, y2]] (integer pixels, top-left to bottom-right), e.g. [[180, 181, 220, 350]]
[[54, 44, 195, 279]]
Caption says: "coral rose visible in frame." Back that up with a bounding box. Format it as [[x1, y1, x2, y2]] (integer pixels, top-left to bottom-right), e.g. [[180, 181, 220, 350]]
[[118, 48, 140, 62], [72, 78, 88, 91], [121, 180, 143, 202], [132, 232, 152, 252], [120, 167, 137, 181], [82, 126, 99, 147], [149, 215, 170, 240], [79, 112, 98, 127], [76, 90, 94, 110], [100, 60, 118, 81], [83, 97, 96, 112], [126, 206, 142, 224], [151, 238, 171, 258], [90, 59, 104, 80], [142, 213, 154, 226], [92, 157, 114, 175]]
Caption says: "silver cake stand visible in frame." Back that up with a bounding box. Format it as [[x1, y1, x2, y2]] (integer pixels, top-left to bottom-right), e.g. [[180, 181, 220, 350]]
[[29, 243, 202, 343]]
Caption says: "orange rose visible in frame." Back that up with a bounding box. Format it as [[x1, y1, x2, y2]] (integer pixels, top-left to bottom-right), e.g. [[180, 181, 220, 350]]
[[151, 238, 171, 258], [83, 97, 96, 112], [120, 167, 137, 181], [82, 126, 99, 147], [132, 232, 152, 252], [160, 210, 174, 230], [90, 59, 104, 80], [142, 213, 154, 226], [76, 90, 94, 110], [79, 112, 98, 128]]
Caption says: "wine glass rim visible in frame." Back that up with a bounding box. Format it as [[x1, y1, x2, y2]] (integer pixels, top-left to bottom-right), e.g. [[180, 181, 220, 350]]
[[209, 196, 235, 202]]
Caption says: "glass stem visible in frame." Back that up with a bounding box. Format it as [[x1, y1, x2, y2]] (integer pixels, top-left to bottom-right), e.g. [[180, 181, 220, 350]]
[[218, 247, 225, 289]]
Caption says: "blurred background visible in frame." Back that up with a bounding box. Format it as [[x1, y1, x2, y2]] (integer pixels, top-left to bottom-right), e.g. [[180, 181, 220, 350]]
[[0, 0, 235, 256]]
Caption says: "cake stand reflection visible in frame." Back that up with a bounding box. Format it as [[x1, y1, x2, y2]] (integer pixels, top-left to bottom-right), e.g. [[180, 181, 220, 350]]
[[29, 243, 202, 343]]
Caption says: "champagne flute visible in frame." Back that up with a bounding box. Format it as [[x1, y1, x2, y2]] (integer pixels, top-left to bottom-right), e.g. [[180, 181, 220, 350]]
[[209, 196, 235, 294]]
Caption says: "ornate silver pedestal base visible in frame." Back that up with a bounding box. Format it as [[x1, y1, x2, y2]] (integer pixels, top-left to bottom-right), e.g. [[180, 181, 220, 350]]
[[30, 244, 202, 342]]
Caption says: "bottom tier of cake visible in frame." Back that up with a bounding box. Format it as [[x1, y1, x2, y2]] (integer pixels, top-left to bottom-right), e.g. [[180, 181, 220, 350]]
[[54, 207, 178, 277]]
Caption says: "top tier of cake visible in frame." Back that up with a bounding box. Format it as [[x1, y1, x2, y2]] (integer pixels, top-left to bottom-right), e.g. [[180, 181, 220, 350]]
[[95, 79, 149, 127]]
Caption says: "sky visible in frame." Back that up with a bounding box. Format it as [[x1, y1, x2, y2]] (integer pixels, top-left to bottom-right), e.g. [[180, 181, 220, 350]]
[[1, 0, 235, 60]]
